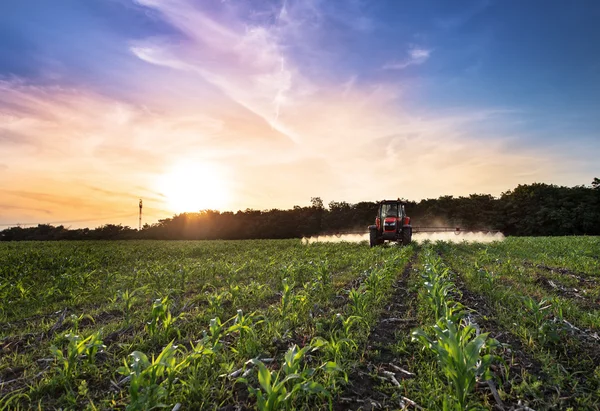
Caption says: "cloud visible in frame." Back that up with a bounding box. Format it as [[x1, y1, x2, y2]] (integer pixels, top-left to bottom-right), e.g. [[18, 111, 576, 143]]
[[383, 46, 432, 70], [2, 189, 98, 210], [0, 0, 593, 227], [0, 203, 51, 215], [130, 0, 302, 138]]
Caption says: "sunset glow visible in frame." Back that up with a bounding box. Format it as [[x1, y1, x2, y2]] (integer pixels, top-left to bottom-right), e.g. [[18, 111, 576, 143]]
[[0, 1, 598, 228]]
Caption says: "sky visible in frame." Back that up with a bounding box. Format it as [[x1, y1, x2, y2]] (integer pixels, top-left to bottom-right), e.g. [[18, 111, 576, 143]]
[[1, 0, 599, 228]]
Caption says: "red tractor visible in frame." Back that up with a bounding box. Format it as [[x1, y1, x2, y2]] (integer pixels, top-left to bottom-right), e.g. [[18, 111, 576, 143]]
[[369, 199, 412, 247]]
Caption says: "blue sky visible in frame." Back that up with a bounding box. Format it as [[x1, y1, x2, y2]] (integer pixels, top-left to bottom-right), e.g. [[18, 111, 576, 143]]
[[0, 0, 599, 226]]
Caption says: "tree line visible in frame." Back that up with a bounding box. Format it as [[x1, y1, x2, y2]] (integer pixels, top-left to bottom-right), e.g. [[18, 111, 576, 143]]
[[2, 179, 599, 241]]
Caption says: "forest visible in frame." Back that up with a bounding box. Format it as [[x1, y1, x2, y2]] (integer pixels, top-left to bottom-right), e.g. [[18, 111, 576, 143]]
[[2, 180, 599, 241]]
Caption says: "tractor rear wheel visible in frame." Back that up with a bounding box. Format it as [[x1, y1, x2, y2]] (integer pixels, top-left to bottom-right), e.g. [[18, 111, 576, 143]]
[[369, 229, 379, 247], [402, 227, 412, 245]]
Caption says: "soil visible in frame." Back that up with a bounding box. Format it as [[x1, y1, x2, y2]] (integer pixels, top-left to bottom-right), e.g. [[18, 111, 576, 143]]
[[522, 261, 599, 283], [532, 272, 600, 310]]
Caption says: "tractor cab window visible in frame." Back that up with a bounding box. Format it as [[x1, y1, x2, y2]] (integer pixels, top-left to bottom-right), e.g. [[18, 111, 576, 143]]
[[381, 203, 400, 218]]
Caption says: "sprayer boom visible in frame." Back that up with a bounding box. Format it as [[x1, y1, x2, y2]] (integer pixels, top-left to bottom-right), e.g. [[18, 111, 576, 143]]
[[412, 227, 501, 235]]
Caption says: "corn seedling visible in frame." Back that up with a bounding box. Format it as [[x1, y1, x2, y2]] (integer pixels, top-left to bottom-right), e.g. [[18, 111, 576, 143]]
[[334, 313, 364, 339], [69, 313, 94, 333], [348, 287, 370, 319], [412, 320, 499, 410], [521, 296, 562, 345], [279, 278, 309, 326], [207, 290, 230, 316], [364, 269, 386, 301], [420, 259, 458, 320], [313, 260, 332, 293], [113, 288, 144, 324], [227, 309, 263, 356], [311, 334, 354, 365], [50, 331, 105, 380], [146, 296, 181, 339], [117, 341, 183, 411], [280, 278, 294, 318], [201, 317, 226, 352], [240, 344, 336, 411]]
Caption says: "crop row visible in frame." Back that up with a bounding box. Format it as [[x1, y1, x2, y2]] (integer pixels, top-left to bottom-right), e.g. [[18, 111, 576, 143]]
[[436, 241, 600, 409], [411, 248, 499, 409]]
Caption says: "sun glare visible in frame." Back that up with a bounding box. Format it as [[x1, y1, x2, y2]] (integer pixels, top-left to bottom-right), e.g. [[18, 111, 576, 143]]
[[157, 161, 230, 213]]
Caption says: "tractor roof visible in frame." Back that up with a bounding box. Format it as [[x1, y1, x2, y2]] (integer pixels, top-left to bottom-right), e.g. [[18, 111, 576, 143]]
[[380, 199, 405, 204]]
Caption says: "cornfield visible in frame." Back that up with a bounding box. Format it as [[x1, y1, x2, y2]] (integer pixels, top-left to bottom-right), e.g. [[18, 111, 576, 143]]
[[1, 237, 599, 410]]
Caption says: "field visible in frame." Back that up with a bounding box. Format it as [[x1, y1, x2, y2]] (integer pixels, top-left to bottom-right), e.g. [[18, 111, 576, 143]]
[[1, 238, 599, 410]]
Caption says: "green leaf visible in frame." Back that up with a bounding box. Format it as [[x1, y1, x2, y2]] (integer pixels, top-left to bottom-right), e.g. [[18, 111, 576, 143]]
[[321, 361, 342, 373], [256, 361, 272, 394], [464, 335, 486, 366], [302, 381, 328, 394]]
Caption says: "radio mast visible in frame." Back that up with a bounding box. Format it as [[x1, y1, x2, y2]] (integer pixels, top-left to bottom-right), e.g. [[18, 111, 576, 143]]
[[139, 199, 143, 230]]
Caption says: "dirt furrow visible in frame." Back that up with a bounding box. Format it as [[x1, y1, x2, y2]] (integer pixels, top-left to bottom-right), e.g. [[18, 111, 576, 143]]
[[334, 252, 418, 410]]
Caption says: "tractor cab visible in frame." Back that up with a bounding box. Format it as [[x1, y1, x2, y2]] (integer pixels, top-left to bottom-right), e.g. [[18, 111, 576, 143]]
[[369, 200, 412, 247]]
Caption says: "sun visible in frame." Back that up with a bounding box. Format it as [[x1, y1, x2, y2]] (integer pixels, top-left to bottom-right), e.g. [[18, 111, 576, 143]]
[[157, 161, 230, 213]]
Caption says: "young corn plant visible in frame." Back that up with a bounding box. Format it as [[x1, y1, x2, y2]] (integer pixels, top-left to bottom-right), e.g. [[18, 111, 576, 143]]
[[420, 259, 458, 320], [202, 317, 226, 353], [280, 278, 294, 318], [521, 296, 562, 346], [279, 278, 309, 327], [145, 296, 181, 339], [310, 334, 355, 383], [312, 313, 365, 364], [313, 260, 332, 295], [227, 309, 264, 357], [50, 331, 105, 380], [117, 341, 184, 411], [364, 269, 387, 302], [112, 288, 144, 325], [334, 313, 365, 341], [228, 281, 241, 305], [412, 320, 499, 410], [348, 287, 370, 319], [207, 290, 230, 316], [474, 265, 497, 293], [240, 344, 338, 411]]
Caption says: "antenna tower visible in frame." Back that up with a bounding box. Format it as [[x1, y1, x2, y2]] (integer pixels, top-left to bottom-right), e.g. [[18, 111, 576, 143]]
[[139, 199, 143, 230]]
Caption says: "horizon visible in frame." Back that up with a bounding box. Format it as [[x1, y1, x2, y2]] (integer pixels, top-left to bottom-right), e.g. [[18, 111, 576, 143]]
[[1, 0, 599, 229], [2, 179, 596, 231]]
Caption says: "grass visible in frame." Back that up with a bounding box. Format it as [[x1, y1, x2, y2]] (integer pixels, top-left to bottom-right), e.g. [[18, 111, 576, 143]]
[[0, 237, 599, 409]]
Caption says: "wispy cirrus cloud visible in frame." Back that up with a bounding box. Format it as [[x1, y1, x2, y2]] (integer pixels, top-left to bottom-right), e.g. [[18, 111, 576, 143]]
[[383, 46, 432, 70], [131, 0, 302, 136]]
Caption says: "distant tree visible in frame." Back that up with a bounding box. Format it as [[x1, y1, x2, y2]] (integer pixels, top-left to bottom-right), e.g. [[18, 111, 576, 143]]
[[593, 177, 600, 190], [310, 197, 324, 209]]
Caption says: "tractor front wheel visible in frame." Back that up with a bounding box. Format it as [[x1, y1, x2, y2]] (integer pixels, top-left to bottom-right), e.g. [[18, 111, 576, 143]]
[[402, 227, 412, 245]]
